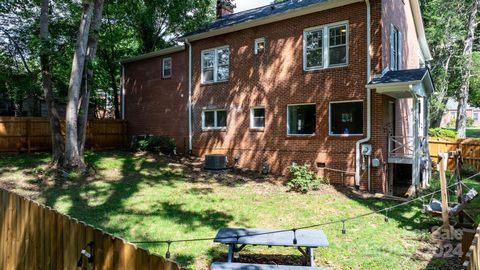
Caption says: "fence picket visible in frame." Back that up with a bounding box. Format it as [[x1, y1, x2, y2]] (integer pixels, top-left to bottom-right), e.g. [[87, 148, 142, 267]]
[[0, 117, 127, 152], [0, 188, 180, 270]]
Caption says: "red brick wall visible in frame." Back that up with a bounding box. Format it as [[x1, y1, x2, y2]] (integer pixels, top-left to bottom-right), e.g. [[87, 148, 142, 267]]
[[189, 1, 388, 192], [124, 51, 189, 153], [123, 0, 422, 193]]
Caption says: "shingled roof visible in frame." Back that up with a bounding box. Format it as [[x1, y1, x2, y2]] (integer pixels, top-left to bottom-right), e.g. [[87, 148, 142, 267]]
[[183, 0, 329, 37], [368, 68, 429, 85]]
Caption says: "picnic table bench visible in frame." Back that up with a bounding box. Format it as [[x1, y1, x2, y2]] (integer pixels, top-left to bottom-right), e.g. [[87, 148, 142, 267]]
[[211, 262, 331, 270], [211, 228, 330, 270]]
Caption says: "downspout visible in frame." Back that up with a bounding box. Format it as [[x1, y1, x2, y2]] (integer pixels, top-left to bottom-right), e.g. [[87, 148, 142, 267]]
[[121, 64, 125, 120], [185, 39, 193, 155], [355, 0, 372, 189]]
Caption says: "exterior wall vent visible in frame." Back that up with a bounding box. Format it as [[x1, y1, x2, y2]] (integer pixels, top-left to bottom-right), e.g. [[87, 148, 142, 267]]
[[204, 154, 228, 170]]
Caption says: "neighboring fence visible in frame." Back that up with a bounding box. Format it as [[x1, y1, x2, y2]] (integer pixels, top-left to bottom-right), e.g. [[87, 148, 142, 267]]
[[463, 226, 480, 270], [429, 137, 480, 171], [0, 188, 180, 270], [0, 117, 127, 152]]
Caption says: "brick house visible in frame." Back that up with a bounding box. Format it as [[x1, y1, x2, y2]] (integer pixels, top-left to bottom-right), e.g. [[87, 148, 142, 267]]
[[121, 0, 435, 195], [441, 99, 480, 128]]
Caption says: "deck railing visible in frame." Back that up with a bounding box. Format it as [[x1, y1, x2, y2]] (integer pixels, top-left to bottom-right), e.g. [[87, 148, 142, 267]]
[[388, 136, 415, 158]]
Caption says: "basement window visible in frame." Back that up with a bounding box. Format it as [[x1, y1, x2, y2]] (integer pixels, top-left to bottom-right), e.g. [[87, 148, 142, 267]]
[[201, 46, 229, 83], [202, 109, 227, 129], [287, 104, 316, 135], [162, 57, 172, 78], [250, 107, 265, 128], [329, 101, 363, 136]]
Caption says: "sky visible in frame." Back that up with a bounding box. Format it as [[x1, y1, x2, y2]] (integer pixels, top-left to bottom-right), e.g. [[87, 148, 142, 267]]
[[235, 0, 274, 12]]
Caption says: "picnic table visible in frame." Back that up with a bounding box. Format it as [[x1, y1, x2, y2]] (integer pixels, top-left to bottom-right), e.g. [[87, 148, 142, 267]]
[[213, 228, 329, 268]]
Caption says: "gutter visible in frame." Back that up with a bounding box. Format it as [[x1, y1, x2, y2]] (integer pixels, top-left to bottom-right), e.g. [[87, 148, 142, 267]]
[[119, 46, 185, 64], [185, 39, 193, 155], [355, 0, 372, 190]]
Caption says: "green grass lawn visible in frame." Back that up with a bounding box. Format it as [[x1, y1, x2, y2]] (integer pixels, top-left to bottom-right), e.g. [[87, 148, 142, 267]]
[[0, 151, 478, 269]]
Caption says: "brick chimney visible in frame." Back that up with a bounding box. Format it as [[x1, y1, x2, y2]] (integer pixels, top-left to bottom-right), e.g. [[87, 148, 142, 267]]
[[216, 0, 235, 19]]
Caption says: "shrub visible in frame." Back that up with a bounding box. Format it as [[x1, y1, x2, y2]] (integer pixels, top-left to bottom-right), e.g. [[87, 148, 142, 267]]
[[461, 164, 480, 180], [428, 128, 457, 138], [131, 135, 176, 155], [466, 117, 475, 128], [287, 163, 327, 193]]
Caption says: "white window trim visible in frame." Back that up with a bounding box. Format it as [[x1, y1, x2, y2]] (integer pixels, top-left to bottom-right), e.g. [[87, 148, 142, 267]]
[[328, 100, 364, 137], [202, 109, 227, 130], [254, 37, 266, 55], [162, 57, 172, 78], [201, 46, 229, 84], [250, 106, 265, 129], [287, 103, 316, 136], [390, 24, 402, 71], [303, 21, 349, 71]]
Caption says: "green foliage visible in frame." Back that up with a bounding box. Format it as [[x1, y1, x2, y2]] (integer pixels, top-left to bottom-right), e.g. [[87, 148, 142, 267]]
[[131, 135, 176, 154], [428, 128, 458, 138], [469, 52, 480, 108], [467, 117, 475, 127], [287, 163, 327, 193], [461, 164, 480, 180]]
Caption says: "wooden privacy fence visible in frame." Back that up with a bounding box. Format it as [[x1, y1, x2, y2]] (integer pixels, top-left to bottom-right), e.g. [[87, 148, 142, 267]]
[[0, 117, 127, 152], [429, 137, 480, 171], [0, 188, 181, 270], [463, 226, 480, 270]]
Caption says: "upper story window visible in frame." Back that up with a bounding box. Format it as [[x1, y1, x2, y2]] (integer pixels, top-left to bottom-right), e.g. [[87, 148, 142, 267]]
[[474, 112, 479, 121], [255, 38, 266, 54], [304, 22, 348, 70], [329, 101, 363, 136], [390, 25, 401, 71], [162, 57, 172, 78], [201, 46, 229, 83]]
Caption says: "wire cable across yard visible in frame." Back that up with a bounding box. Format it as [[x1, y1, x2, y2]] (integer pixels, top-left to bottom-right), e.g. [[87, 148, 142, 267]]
[[131, 171, 480, 258]]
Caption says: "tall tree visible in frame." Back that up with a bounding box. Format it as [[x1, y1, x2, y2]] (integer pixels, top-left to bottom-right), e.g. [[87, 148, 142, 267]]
[[78, 0, 104, 155], [422, 0, 466, 127], [456, 0, 479, 138], [64, 0, 95, 170], [40, 0, 64, 166]]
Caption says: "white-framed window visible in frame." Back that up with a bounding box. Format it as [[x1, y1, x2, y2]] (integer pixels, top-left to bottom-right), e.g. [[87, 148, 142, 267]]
[[390, 25, 402, 71], [254, 38, 266, 55], [474, 112, 479, 121], [450, 111, 457, 119], [202, 109, 227, 129], [287, 104, 316, 135], [201, 46, 229, 83], [303, 21, 348, 70], [162, 57, 172, 78], [250, 107, 265, 128], [329, 100, 364, 136]]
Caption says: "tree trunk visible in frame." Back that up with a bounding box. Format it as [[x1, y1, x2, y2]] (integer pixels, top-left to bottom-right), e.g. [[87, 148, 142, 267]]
[[456, 0, 479, 138], [109, 63, 120, 119], [430, 53, 453, 127], [78, 0, 104, 156], [40, 0, 64, 166], [64, 0, 94, 170]]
